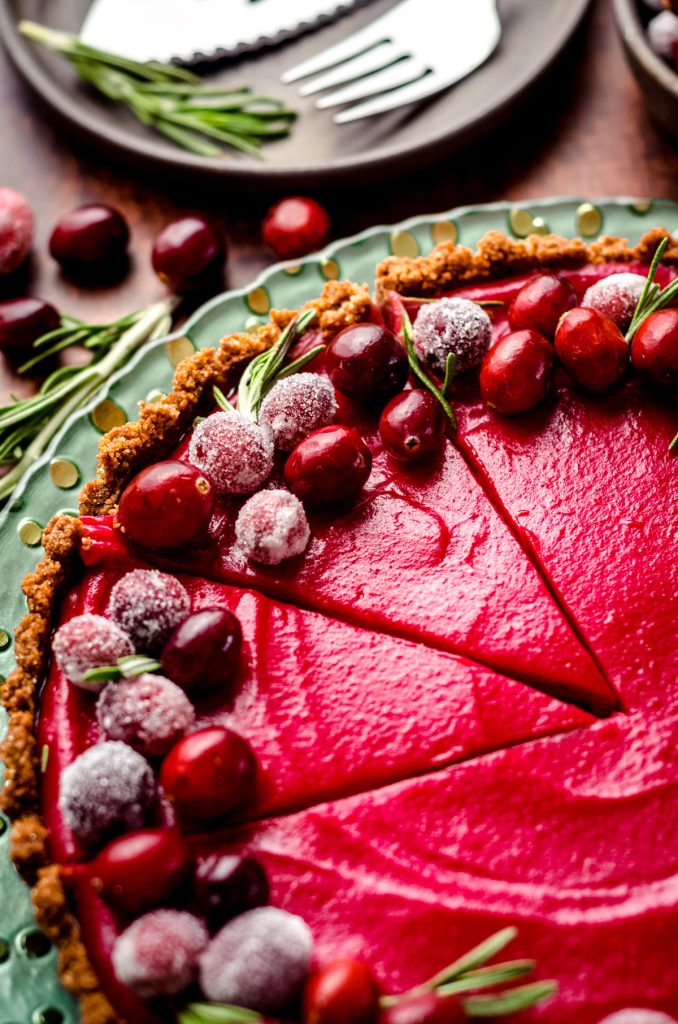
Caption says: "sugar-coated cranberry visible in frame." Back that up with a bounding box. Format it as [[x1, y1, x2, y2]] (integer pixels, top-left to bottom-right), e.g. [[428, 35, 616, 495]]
[[582, 273, 646, 332], [325, 323, 408, 405], [304, 959, 381, 1024], [554, 307, 629, 393], [262, 196, 330, 259], [152, 216, 224, 293], [379, 390, 446, 462], [199, 906, 314, 1011], [480, 329, 555, 415], [117, 460, 215, 551], [0, 188, 34, 275], [413, 298, 492, 374], [59, 741, 157, 846], [507, 273, 577, 339], [108, 569, 191, 654], [112, 909, 208, 998], [161, 726, 257, 821], [161, 608, 242, 694], [49, 204, 129, 267], [194, 853, 269, 932], [0, 298, 60, 356], [88, 827, 193, 915], [597, 1013, 678, 1024], [380, 992, 466, 1024], [259, 373, 337, 450], [97, 674, 195, 757], [235, 489, 310, 565], [284, 425, 372, 506], [52, 613, 134, 691], [631, 309, 678, 391], [647, 10, 678, 58], [188, 411, 274, 495]]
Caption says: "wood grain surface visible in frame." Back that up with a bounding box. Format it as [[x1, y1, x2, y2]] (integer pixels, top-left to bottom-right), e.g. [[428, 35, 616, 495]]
[[1, 0, 678, 407]]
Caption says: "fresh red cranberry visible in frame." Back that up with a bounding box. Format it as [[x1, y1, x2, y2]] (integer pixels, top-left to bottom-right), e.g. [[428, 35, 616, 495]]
[[554, 307, 629, 393], [49, 204, 129, 267], [262, 196, 330, 259], [325, 323, 408, 405], [284, 425, 372, 506], [161, 608, 242, 695], [631, 309, 678, 391], [152, 216, 224, 293], [304, 959, 381, 1024], [161, 726, 257, 821], [508, 273, 577, 339], [87, 828, 193, 915], [480, 329, 555, 415], [379, 390, 446, 462], [195, 853, 269, 932], [117, 460, 215, 550], [0, 297, 60, 356], [380, 992, 466, 1024]]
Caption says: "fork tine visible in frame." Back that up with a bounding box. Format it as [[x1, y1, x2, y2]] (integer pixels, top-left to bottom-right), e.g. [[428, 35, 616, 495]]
[[314, 57, 429, 110], [281, 20, 387, 83], [332, 72, 448, 123], [299, 41, 405, 97]]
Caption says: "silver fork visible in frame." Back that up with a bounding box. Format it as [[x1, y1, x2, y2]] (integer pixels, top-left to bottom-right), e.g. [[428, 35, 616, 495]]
[[281, 0, 501, 124]]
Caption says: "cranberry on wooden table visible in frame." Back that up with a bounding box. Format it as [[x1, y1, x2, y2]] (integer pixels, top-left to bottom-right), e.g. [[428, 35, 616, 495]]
[[480, 329, 555, 414], [84, 828, 193, 915], [262, 196, 330, 259], [284, 425, 372, 506], [379, 390, 446, 461], [194, 853, 269, 932], [304, 959, 381, 1024], [49, 204, 129, 268], [161, 608, 243, 695], [631, 308, 678, 390], [326, 323, 408, 405], [508, 273, 577, 338], [161, 726, 257, 821], [0, 297, 59, 356], [116, 460, 215, 550], [152, 216, 224, 293], [554, 307, 629, 393]]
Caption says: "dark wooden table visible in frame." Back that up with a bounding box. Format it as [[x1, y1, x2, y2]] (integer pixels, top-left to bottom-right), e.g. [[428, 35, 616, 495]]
[[1, 0, 678, 407]]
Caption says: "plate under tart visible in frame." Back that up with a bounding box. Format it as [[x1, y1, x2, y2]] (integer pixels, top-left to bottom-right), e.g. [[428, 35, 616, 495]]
[[0, 0, 592, 186], [0, 195, 676, 1022]]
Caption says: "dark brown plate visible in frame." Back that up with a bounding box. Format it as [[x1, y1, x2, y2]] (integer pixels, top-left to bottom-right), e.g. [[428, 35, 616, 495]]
[[0, 0, 593, 187]]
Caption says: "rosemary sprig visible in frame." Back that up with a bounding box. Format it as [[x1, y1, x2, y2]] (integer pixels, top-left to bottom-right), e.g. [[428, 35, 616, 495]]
[[626, 237, 678, 342], [670, 431, 678, 452], [19, 21, 296, 159], [237, 309, 321, 422], [82, 654, 161, 686], [400, 306, 457, 428]]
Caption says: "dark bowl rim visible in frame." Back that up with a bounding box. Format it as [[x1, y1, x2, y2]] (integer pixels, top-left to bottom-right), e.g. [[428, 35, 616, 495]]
[[612, 0, 678, 99]]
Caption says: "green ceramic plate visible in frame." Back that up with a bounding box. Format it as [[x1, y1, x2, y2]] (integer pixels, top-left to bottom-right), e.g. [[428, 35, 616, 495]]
[[1, 195, 676, 1024]]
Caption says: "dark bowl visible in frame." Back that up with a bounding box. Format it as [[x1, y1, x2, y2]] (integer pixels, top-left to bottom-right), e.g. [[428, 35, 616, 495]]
[[613, 0, 678, 142]]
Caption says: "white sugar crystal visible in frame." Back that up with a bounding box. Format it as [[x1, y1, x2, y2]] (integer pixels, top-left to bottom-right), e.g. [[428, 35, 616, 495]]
[[188, 411, 274, 495], [235, 490, 310, 565], [97, 674, 195, 756], [113, 909, 208, 998], [52, 614, 134, 690], [259, 373, 337, 451], [108, 569, 190, 653], [414, 297, 492, 374]]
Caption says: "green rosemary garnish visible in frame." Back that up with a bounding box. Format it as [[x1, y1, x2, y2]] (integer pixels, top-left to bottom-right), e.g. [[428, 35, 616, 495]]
[[670, 431, 678, 452], [19, 21, 296, 159], [400, 306, 457, 428], [82, 654, 161, 686], [626, 237, 678, 342], [237, 309, 321, 422]]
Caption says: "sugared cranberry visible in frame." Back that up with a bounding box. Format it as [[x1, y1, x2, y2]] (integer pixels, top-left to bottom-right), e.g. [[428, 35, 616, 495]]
[[87, 828, 193, 915], [508, 273, 577, 339], [0, 298, 60, 356], [152, 216, 224, 293], [259, 372, 337, 450], [161, 726, 257, 821], [112, 909, 208, 998], [52, 613, 133, 691], [108, 569, 190, 654], [379, 390, 446, 462], [631, 309, 678, 390], [480, 329, 555, 415], [235, 489, 310, 565], [188, 411, 274, 495], [97, 674, 195, 757], [648, 10, 678, 58], [284, 425, 372, 506], [325, 323, 408, 405], [413, 298, 492, 374], [0, 188, 34, 275], [262, 197, 330, 259], [49, 204, 129, 268], [59, 741, 156, 846], [380, 992, 466, 1024], [199, 907, 314, 1011], [117, 460, 215, 551], [582, 273, 646, 332], [161, 608, 242, 695], [304, 959, 381, 1024], [554, 307, 629, 393], [195, 853, 269, 932]]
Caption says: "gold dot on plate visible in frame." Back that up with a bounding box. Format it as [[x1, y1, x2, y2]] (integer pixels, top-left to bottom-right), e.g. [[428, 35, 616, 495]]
[[321, 258, 340, 280], [247, 287, 271, 315], [49, 457, 79, 490], [0, 629, 10, 651], [245, 315, 263, 333], [531, 216, 549, 236], [630, 199, 652, 215], [166, 336, 196, 368], [283, 264, 303, 276], [576, 202, 603, 237], [146, 389, 165, 404], [18, 518, 43, 547], [431, 220, 458, 246], [390, 230, 420, 259], [91, 399, 127, 434], [508, 208, 539, 238]]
